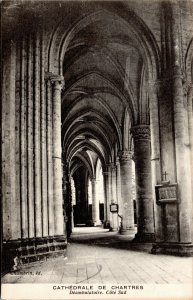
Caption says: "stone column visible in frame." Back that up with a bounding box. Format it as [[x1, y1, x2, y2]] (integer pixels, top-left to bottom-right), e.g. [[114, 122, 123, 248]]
[[187, 86, 193, 231], [172, 69, 192, 243], [106, 164, 115, 230], [46, 77, 55, 236], [111, 164, 119, 231], [131, 125, 155, 242], [116, 157, 122, 213], [34, 34, 42, 237], [40, 32, 48, 237], [187, 85, 193, 138], [91, 179, 101, 226], [2, 41, 19, 240], [51, 75, 65, 236], [69, 176, 74, 231], [149, 82, 163, 242], [171, 2, 192, 243], [20, 39, 28, 238], [107, 164, 112, 201], [27, 35, 35, 238], [116, 157, 123, 231], [103, 171, 110, 227], [119, 151, 135, 234], [103, 173, 107, 223], [111, 164, 117, 203]]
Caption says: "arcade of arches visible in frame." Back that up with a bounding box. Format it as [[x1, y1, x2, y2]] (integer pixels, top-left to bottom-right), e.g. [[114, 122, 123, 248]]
[[1, 0, 193, 271]]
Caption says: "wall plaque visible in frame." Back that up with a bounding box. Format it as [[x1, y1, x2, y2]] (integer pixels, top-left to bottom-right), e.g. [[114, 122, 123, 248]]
[[110, 203, 119, 213], [155, 183, 178, 205]]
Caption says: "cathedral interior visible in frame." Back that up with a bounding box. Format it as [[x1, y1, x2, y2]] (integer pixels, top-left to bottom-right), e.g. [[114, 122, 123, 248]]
[[1, 0, 193, 276]]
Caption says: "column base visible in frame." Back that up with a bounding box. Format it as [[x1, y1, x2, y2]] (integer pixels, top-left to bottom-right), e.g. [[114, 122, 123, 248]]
[[133, 232, 156, 243], [103, 221, 111, 229], [151, 242, 193, 256], [119, 227, 136, 235], [109, 228, 118, 232], [91, 220, 102, 227], [2, 235, 67, 273]]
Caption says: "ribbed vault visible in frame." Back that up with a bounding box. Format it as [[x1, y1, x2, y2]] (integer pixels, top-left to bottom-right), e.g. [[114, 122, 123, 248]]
[[45, 1, 161, 232], [60, 6, 160, 178]]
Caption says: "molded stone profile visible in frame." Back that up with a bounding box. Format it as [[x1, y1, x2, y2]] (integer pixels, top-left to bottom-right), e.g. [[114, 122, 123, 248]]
[[151, 242, 193, 257], [91, 178, 102, 227], [119, 150, 133, 162], [50, 75, 65, 90], [119, 150, 135, 235], [131, 124, 155, 243], [130, 125, 151, 141], [3, 237, 67, 272]]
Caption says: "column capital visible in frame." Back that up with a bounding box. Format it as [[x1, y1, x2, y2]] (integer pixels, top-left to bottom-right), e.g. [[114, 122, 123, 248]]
[[172, 65, 185, 80], [148, 80, 164, 95], [45, 72, 65, 90], [183, 81, 193, 97], [149, 72, 185, 92], [111, 163, 117, 171], [119, 150, 133, 162], [131, 125, 150, 141], [107, 162, 116, 170], [106, 164, 111, 172], [51, 75, 65, 90], [115, 156, 120, 165]]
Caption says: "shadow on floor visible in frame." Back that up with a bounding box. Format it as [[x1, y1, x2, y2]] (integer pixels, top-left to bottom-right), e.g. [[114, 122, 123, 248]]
[[68, 231, 152, 253]]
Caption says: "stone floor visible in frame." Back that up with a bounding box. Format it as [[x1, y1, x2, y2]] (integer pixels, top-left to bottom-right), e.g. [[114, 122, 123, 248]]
[[2, 227, 192, 284]]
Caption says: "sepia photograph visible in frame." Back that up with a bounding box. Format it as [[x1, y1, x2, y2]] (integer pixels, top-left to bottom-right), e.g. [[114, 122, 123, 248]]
[[1, 0, 193, 299]]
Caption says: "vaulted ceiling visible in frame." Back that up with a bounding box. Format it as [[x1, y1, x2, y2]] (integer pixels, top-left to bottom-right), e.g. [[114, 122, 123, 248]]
[[2, 1, 156, 179], [61, 6, 150, 177]]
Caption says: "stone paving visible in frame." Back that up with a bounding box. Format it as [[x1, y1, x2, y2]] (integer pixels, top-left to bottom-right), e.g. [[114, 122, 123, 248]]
[[2, 227, 192, 284]]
